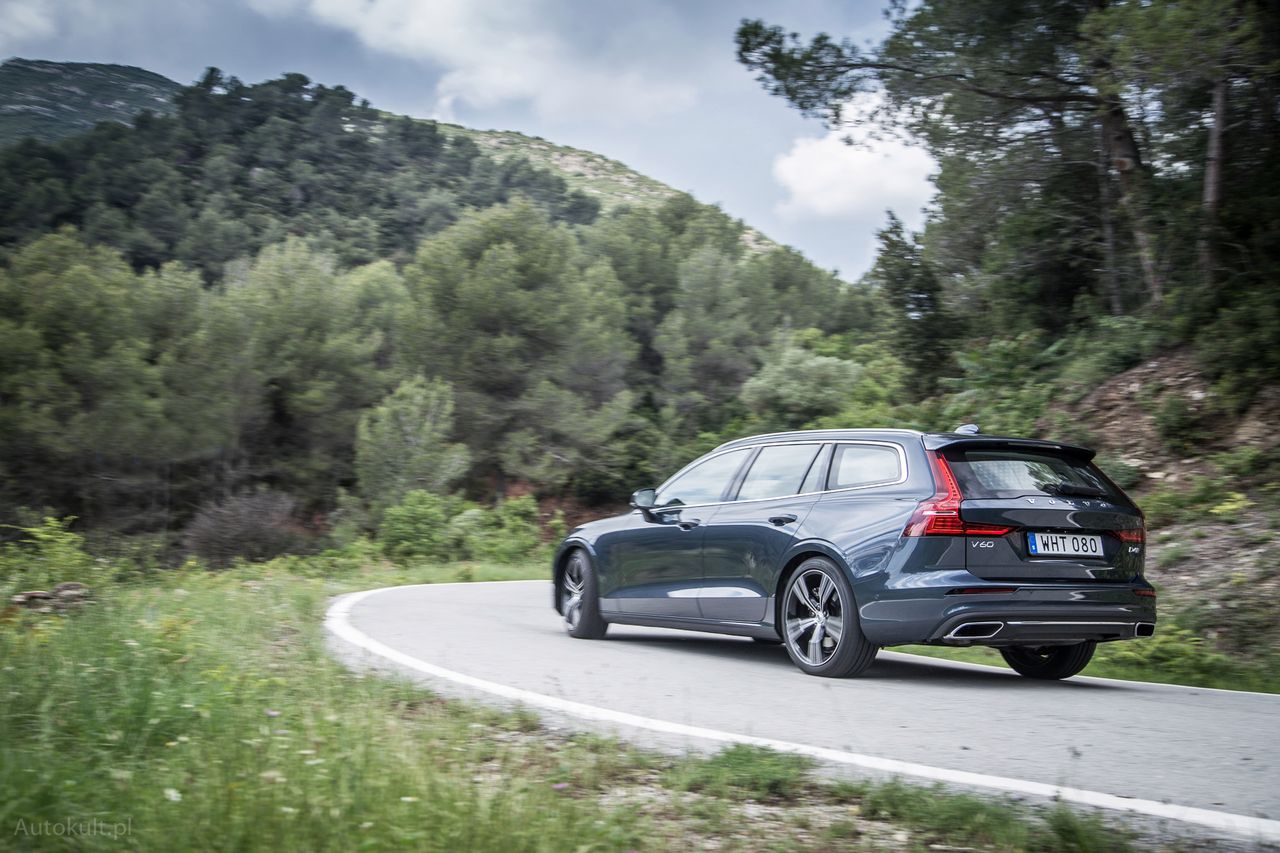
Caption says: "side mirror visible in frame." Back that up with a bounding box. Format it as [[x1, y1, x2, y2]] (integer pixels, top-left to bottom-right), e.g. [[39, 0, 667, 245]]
[[630, 487, 657, 509]]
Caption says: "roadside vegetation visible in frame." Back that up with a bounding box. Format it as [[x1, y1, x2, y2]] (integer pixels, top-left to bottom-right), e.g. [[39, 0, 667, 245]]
[[2, 5, 1279, 845], [3, 525, 1165, 852]]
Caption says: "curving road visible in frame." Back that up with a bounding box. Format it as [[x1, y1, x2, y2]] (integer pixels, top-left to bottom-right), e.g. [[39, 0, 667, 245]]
[[325, 580, 1280, 843]]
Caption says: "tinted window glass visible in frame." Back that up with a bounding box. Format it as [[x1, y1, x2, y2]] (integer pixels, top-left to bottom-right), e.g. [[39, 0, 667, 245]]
[[799, 444, 830, 494], [735, 444, 822, 501], [656, 448, 750, 506], [828, 444, 902, 489], [947, 450, 1122, 501]]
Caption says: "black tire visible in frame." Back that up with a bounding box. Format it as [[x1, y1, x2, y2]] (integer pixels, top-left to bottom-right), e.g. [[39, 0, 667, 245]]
[[780, 557, 877, 678], [1000, 642, 1096, 680], [560, 550, 607, 639]]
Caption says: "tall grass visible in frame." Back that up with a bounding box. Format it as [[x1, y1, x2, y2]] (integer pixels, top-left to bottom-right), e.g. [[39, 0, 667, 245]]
[[0, 568, 644, 851]]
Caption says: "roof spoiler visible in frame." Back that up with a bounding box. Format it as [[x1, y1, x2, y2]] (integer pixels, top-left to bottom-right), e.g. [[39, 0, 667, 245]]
[[922, 433, 1096, 460]]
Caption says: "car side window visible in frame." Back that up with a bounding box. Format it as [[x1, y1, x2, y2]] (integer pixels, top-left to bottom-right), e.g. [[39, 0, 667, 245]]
[[655, 448, 751, 507], [735, 444, 822, 501], [828, 444, 902, 490]]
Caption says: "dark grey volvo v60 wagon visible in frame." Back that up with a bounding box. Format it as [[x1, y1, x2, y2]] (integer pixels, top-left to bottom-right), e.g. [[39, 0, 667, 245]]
[[551, 428, 1156, 679]]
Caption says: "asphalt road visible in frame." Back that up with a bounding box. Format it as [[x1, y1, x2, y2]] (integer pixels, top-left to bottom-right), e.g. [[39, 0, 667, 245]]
[[327, 580, 1280, 840]]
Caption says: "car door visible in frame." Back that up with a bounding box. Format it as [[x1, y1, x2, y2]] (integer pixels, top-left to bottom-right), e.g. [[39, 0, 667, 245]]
[[600, 447, 752, 618], [697, 443, 828, 622]]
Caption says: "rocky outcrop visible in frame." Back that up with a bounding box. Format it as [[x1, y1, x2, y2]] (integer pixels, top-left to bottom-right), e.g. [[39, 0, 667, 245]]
[[10, 582, 92, 612]]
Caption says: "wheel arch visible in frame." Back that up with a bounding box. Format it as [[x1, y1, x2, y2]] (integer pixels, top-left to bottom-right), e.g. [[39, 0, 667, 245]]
[[772, 541, 855, 632]]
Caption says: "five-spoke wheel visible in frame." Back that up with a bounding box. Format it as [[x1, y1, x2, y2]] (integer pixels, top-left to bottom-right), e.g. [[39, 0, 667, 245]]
[[781, 557, 876, 677]]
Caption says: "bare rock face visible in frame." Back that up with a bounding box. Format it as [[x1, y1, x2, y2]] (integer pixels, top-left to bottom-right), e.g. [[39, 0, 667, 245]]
[[52, 581, 89, 600], [11, 590, 52, 607], [11, 583, 92, 611]]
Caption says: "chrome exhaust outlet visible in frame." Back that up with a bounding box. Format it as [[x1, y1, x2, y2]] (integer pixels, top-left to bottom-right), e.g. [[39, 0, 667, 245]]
[[945, 621, 1005, 640], [1135, 622, 1156, 638]]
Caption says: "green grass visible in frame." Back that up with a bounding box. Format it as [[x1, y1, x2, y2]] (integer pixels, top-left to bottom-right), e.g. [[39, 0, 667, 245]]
[[663, 744, 816, 801], [662, 749, 1132, 852], [836, 779, 1132, 852], [1, 565, 657, 851], [0, 538, 1227, 850]]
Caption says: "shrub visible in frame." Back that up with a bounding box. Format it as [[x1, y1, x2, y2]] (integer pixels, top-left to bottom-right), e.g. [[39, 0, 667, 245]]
[[1095, 454, 1141, 490], [1096, 624, 1233, 683], [451, 496, 543, 563], [1210, 446, 1270, 479], [1141, 476, 1231, 528], [182, 491, 309, 568], [0, 516, 101, 594], [379, 490, 458, 562], [481, 496, 543, 561], [1058, 316, 1159, 389], [1154, 394, 1201, 454], [379, 493, 544, 564]]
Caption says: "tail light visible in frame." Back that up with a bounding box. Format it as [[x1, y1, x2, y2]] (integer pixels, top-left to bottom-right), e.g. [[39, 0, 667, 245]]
[[1114, 527, 1145, 545], [904, 451, 1013, 537]]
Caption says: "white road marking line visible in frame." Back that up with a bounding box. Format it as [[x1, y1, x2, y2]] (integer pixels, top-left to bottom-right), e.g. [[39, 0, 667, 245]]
[[325, 583, 1280, 843]]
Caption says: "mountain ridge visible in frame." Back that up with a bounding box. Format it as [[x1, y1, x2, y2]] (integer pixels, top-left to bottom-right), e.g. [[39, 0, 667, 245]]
[[1, 58, 759, 231], [0, 57, 181, 146]]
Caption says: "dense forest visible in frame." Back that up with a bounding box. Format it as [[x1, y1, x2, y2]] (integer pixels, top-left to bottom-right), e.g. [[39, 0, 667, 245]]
[[0, 68, 873, 552], [1, 0, 1278, 564]]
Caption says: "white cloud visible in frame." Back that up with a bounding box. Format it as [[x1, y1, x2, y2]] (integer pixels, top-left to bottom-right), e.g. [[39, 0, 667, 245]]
[[0, 0, 59, 47], [774, 131, 935, 231], [244, 0, 697, 124]]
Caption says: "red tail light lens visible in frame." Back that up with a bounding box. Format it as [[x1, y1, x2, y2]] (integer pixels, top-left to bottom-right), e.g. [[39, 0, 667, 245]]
[[964, 523, 1014, 536], [904, 452, 1014, 537], [1134, 588, 1156, 598], [1114, 527, 1145, 545]]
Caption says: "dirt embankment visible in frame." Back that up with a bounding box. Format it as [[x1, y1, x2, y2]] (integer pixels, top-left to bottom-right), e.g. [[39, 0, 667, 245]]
[[1047, 350, 1280, 656]]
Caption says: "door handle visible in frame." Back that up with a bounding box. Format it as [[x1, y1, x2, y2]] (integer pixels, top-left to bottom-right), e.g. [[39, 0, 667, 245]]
[[768, 514, 798, 526], [677, 519, 702, 530]]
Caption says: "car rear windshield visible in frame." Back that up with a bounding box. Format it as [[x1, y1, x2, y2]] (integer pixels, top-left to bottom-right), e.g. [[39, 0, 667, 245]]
[[944, 448, 1125, 502]]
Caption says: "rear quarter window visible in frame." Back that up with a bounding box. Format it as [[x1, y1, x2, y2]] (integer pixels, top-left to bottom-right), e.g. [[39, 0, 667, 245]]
[[946, 449, 1124, 502], [827, 444, 903, 490]]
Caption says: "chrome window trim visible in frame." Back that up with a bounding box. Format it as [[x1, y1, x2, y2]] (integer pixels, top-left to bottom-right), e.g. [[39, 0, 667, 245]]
[[651, 439, 909, 511]]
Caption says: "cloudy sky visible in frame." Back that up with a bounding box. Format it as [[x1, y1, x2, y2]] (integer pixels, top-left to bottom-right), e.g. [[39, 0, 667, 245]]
[[0, 0, 935, 279]]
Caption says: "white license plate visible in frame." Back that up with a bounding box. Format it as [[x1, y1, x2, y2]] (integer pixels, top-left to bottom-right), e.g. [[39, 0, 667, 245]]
[[1027, 532, 1103, 558]]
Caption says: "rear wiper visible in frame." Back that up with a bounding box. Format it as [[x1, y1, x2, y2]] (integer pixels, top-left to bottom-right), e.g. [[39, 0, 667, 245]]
[[1044, 483, 1107, 498]]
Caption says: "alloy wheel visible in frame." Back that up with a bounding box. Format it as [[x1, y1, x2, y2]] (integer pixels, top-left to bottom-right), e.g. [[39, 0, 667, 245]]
[[561, 558, 585, 631], [784, 568, 845, 666]]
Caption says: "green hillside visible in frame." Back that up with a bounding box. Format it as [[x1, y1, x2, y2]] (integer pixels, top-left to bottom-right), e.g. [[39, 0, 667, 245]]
[[0, 59, 716, 225], [0, 57, 180, 146], [441, 122, 776, 248], [440, 123, 676, 210]]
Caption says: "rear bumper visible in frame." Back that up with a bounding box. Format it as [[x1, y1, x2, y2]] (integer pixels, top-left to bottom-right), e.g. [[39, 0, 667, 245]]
[[929, 610, 1156, 646], [858, 576, 1157, 647]]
